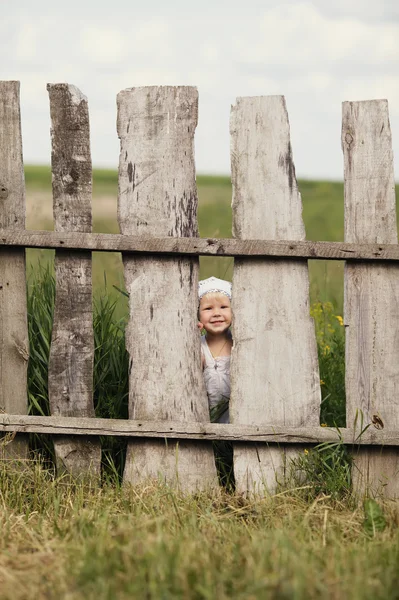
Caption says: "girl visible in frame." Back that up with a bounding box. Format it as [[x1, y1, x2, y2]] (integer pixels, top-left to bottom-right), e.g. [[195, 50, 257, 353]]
[[198, 277, 233, 424]]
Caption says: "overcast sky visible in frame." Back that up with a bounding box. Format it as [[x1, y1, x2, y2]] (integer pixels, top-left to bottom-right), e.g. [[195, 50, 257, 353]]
[[2, 0, 398, 179]]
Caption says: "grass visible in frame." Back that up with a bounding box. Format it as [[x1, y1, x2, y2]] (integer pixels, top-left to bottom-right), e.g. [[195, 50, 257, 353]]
[[0, 459, 398, 600]]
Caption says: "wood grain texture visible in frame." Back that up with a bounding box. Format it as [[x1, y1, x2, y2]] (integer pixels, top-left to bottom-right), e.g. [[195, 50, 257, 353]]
[[230, 96, 321, 494], [47, 84, 100, 478], [3, 229, 399, 262], [0, 81, 29, 459], [117, 86, 218, 492], [343, 100, 399, 498], [1, 413, 398, 445]]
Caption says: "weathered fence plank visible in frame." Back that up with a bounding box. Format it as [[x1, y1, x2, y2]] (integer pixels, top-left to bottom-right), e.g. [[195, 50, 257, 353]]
[[343, 99, 399, 498], [1, 413, 398, 446], [3, 230, 399, 262], [230, 96, 321, 494], [0, 81, 29, 459], [47, 84, 101, 477], [117, 86, 218, 491]]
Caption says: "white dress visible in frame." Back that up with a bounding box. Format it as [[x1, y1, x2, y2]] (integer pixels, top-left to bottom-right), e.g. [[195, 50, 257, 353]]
[[201, 335, 230, 424]]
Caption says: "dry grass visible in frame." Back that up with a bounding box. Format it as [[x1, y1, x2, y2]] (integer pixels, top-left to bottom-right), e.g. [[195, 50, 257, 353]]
[[1, 459, 399, 599]]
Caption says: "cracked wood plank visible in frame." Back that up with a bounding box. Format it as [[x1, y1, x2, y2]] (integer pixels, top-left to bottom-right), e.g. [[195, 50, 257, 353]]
[[47, 84, 100, 478], [117, 86, 218, 492], [2, 230, 399, 261], [1, 414, 398, 445], [343, 99, 399, 498], [230, 96, 321, 495], [0, 81, 29, 460]]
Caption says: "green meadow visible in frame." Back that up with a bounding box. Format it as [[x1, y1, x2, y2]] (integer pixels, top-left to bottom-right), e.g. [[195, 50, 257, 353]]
[[24, 165, 370, 313]]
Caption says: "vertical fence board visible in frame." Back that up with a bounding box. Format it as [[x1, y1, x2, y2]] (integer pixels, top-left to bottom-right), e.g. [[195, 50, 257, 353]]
[[343, 100, 399, 497], [230, 96, 321, 494], [117, 86, 218, 492], [47, 84, 101, 477], [0, 81, 29, 459]]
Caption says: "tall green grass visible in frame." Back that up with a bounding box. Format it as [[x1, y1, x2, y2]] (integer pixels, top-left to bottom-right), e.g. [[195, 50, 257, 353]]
[[26, 267, 129, 477]]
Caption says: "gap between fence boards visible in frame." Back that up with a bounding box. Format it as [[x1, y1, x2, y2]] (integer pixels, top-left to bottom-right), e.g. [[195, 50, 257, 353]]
[[0, 230, 399, 261], [0, 414, 395, 445]]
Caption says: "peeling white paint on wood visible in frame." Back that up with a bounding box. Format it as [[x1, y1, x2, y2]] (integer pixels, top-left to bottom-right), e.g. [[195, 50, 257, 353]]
[[117, 86, 218, 492], [230, 96, 321, 494], [47, 84, 101, 478], [343, 99, 399, 498], [0, 81, 29, 459]]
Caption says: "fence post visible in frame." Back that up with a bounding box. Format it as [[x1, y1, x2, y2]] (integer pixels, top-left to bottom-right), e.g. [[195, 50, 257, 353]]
[[47, 84, 101, 477], [343, 99, 399, 498], [117, 86, 218, 492], [230, 96, 321, 494], [0, 81, 29, 459]]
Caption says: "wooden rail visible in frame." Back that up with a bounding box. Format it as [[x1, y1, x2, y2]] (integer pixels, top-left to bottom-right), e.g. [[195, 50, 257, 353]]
[[0, 414, 393, 445], [1, 230, 399, 261]]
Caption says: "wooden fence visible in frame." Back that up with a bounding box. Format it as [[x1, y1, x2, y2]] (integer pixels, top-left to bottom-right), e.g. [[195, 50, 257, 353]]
[[0, 81, 398, 497]]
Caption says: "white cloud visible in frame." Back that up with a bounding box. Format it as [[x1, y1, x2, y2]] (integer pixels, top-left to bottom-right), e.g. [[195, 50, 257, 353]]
[[129, 21, 170, 50], [200, 42, 221, 63], [81, 27, 127, 64], [15, 23, 40, 61], [234, 2, 399, 69], [80, 20, 172, 65], [304, 73, 333, 91]]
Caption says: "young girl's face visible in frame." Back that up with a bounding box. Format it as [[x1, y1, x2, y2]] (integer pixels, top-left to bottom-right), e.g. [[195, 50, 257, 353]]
[[198, 293, 232, 335]]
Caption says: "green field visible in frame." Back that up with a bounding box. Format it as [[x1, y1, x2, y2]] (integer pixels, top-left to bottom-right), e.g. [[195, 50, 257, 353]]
[[24, 166, 352, 312]]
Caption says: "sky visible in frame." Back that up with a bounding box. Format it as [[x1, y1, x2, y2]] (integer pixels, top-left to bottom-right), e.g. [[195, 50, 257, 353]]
[[2, 0, 399, 180]]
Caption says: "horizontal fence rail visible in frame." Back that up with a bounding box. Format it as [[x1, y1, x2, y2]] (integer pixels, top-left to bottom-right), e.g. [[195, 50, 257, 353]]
[[0, 414, 395, 445], [1, 229, 399, 261]]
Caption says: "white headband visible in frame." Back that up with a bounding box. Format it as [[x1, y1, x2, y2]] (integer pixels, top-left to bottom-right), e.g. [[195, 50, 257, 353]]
[[198, 276, 232, 300]]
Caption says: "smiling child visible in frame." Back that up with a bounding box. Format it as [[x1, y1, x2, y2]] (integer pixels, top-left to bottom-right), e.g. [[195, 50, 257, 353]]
[[198, 277, 233, 424]]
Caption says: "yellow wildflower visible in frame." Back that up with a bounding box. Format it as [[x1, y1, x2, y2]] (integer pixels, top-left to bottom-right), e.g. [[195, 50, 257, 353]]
[[320, 380, 325, 386], [323, 345, 331, 355], [335, 315, 344, 326], [304, 449, 309, 455], [321, 423, 327, 427]]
